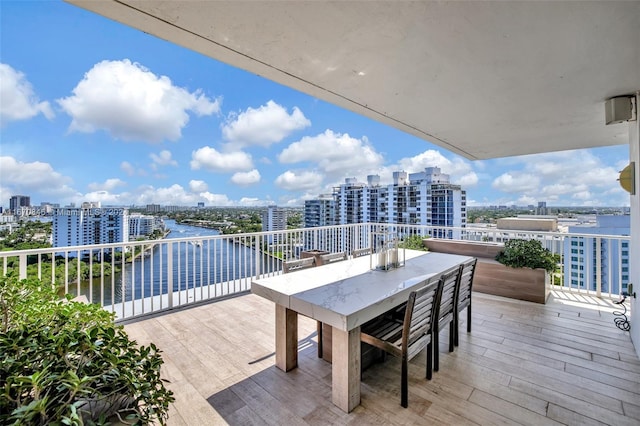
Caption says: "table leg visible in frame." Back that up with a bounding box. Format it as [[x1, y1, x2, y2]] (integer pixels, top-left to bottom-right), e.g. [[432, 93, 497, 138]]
[[331, 326, 361, 412], [321, 323, 333, 362], [275, 305, 297, 371]]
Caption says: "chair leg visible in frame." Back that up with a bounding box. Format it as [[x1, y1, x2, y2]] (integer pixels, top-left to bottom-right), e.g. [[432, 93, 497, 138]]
[[449, 321, 455, 352], [454, 311, 460, 347], [317, 321, 323, 358], [467, 304, 472, 333], [426, 341, 433, 380], [401, 355, 408, 408], [433, 330, 440, 372]]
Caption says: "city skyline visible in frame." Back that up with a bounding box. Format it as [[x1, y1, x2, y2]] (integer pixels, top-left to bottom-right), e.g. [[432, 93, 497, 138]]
[[1, 1, 632, 210]]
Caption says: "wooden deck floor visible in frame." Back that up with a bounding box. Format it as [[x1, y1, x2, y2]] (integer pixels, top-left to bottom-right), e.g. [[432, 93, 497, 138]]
[[123, 290, 640, 425]]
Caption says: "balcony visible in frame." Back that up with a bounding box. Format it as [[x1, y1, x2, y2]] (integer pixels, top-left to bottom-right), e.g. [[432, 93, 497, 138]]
[[1, 223, 638, 422], [122, 289, 639, 424]]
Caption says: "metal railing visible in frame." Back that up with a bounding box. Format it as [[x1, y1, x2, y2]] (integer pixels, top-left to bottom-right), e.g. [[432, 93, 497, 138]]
[[0, 223, 629, 321]]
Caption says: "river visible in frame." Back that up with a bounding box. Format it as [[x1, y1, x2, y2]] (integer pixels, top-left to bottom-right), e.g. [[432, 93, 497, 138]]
[[78, 220, 262, 305]]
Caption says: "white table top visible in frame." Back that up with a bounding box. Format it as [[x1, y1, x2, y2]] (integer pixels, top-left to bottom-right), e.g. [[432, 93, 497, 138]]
[[252, 250, 473, 331]]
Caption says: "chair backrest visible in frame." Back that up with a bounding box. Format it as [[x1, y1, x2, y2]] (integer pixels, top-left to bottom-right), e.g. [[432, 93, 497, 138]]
[[283, 257, 315, 274], [436, 267, 462, 327], [351, 247, 372, 258], [456, 258, 477, 310], [319, 251, 348, 264], [402, 275, 443, 360]]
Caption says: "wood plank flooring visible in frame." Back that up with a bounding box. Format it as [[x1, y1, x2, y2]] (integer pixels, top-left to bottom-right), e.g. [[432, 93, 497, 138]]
[[123, 290, 640, 425]]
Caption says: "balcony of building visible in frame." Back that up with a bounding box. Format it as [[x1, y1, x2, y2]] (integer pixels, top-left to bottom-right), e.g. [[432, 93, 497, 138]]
[[1, 223, 638, 423], [48, 3, 639, 420]]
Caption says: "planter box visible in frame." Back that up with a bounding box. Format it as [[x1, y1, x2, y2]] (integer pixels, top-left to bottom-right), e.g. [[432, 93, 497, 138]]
[[300, 249, 330, 265], [423, 239, 550, 304]]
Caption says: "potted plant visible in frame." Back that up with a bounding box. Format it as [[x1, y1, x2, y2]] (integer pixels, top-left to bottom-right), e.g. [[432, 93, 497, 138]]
[[0, 275, 175, 425], [399, 235, 429, 251], [495, 239, 559, 273], [491, 239, 560, 303], [423, 238, 559, 303]]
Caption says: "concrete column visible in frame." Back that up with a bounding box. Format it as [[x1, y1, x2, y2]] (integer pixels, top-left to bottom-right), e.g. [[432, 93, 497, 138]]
[[629, 92, 640, 358]]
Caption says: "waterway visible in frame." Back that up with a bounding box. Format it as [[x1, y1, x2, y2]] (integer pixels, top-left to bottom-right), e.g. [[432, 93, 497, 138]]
[[76, 220, 263, 305]]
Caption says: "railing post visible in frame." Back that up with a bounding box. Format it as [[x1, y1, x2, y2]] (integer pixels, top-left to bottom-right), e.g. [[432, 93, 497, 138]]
[[19, 253, 27, 280], [254, 234, 261, 278], [167, 242, 173, 309], [595, 237, 602, 297]]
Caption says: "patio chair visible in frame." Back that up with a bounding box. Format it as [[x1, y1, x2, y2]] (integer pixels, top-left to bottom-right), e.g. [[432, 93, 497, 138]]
[[282, 257, 322, 357], [351, 247, 372, 258], [433, 267, 462, 372], [360, 276, 443, 408], [282, 257, 315, 273], [454, 258, 477, 346]]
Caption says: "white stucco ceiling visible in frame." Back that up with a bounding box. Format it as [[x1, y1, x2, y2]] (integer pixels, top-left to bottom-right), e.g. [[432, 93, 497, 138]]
[[67, 1, 639, 160]]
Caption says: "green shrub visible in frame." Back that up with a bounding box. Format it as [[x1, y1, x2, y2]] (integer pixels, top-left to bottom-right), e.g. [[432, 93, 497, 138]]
[[495, 239, 560, 273], [0, 275, 174, 425], [399, 235, 429, 251]]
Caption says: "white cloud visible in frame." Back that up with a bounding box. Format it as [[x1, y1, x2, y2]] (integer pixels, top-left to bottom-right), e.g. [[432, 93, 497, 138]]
[[487, 149, 627, 206], [231, 169, 261, 186], [395, 149, 478, 187], [275, 170, 324, 191], [0, 157, 279, 207], [0, 156, 76, 199], [199, 191, 233, 206], [189, 180, 209, 193], [120, 161, 136, 176], [457, 172, 479, 187], [222, 100, 310, 149], [190, 146, 253, 172], [492, 172, 541, 193], [1, 63, 54, 126], [396, 150, 450, 172], [238, 197, 263, 206], [133, 184, 206, 206], [87, 178, 126, 192], [572, 191, 592, 201], [82, 190, 128, 205], [516, 195, 537, 206], [57, 59, 220, 142], [150, 150, 178, 168], [77, 185, 260, 207], [279, 130, 383, 178]]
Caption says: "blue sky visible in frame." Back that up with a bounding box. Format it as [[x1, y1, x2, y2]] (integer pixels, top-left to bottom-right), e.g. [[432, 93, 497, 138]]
[[0, 1, 631, 209]]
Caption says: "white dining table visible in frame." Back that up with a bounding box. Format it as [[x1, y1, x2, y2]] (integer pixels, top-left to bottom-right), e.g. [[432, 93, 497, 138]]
[[251, 249, 473, 412]]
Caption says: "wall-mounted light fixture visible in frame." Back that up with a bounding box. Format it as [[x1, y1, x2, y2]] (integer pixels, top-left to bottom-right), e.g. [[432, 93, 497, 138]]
[[618, 162, 635, 195]]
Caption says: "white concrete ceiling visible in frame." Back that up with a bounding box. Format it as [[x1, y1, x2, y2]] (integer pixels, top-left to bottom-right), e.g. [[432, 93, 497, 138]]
[[67, 1, 639, 160]]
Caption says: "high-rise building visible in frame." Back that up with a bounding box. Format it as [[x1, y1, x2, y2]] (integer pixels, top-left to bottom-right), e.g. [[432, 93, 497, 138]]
[[564, 215, 630, 294], [302, 167, 466, 253], [53, 207, 129, 255], [333, 178, 366, 225], [536, 201, 548, 215], [262, 206, 287, 232], [129, 214, 157, 238], [304, 195, 335, 228], [305, 167, 467, 234], [9, 195, 30, 214]]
